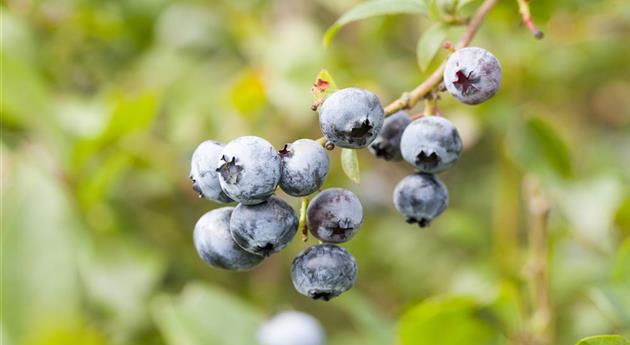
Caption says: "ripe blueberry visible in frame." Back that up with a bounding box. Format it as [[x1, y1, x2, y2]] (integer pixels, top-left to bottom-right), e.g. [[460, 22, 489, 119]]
[[368, 111, 412, 161], [279, 139, 329, 197], [216, 136, 281, 205], [193, 207, 263, 271], [257, 311, 325, 345], [318, 87, 384, 148], [400, 116, 463, 173], [229, 196, 298, 256], [443, 47, 502, 105], [307, 188, 363, 243], [189, 140, 233, 203], [393, 173, 448, 227], [291, 244, 357, 301]]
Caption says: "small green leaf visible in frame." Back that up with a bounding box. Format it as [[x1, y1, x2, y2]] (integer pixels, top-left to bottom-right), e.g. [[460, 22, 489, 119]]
[[427, 0, 442, 21], [152, 283, 263, 345], [417, 23, 448, 71], [323, 0, 428, 47], [398, 295, 501, 345], [509, 116, 573, 178], [341, 148, 361, 184], [576, 335, 630, 345], [312, 69, 339, 102], [298, 197, 310, 241], [316, 69, 338, 90]]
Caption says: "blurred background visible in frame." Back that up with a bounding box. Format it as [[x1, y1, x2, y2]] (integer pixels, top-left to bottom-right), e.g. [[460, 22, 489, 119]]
[[2, 0, 630, 344]]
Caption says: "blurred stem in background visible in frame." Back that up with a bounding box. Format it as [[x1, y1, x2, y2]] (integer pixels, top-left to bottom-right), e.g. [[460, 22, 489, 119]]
[[523, 176, 552, 345]]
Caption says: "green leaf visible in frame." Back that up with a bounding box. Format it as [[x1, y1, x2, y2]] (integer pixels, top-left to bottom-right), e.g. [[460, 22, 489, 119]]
[[334, 292, 395, 344], [509, 116, 573, 178], [316, 69, 338, 90], [613, 238, 630, 284], [341, 148, 361, 184], [416, 23, 448, 71], [397, 296, 501, 345], [2, 150, 84, 340], [427, 0, 442, 21], [323, 0, 428, 47], [576, 335, 630, 345], [152, 283, 263, 345], [312, 69, 339, 102]]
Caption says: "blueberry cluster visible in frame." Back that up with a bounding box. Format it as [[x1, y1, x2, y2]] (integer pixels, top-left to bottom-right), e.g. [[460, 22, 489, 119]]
[[189, 48, 501, 300], [368, 47, 501, 227], [190, 137, 364, 300], [369, 114, 457, 227]]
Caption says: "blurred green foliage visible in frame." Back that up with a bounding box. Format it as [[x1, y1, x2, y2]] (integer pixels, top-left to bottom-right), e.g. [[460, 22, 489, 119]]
[[2, 0, 630, 344]]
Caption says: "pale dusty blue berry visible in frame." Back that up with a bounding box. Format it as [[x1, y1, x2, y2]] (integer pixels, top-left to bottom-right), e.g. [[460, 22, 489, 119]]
[[217, 136, 281, 205], [400, 116, 463, 173], [318, 87, 384, 148], [229, 196, 298, 256], [291, 244, 357, 301], [307, 188, 363, 243], [393, 173, 448, 227], [257, 311, 325, 345], [368, 111, 412, 161], [444, 47, 502, 105], [193, 207, 263, 271], [190, 140, 232, 203], [279, 139, 329, 197]]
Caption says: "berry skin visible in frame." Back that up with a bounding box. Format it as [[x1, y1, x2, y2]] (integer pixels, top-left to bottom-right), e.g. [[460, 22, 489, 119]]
[[318, 87, 384, 148], [307, 188, 363, 243], [189, 140, 233, 203], [291, 244, 357, 301], [393, 173, 448, 227], [279, 139, 329, 197], [229, 196, 298, 257], [193, 207, 263, 271], [443, 47, 502, 105], [257, 311, 325, 345], [368, 111, 412, 161], [400, 116, 463, 173], [216, 136, 281, 205]]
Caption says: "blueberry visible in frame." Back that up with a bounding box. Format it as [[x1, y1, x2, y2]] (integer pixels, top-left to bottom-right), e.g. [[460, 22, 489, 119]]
[[257, 311, 325, 345], [216, 136, 281, 205], [393, 173, 448, 227], [193, 207, 263, 271], [400, 116, 463, 173], [189, 140, 233, 203], [443, 47, 502, 105], [229, 196, 298, 256], [279, 139, 329, 197], [307, 188, 363, 243], [318, 87, 384, 148], [291, 244, 357, 301], [368, 111, 412, 161]]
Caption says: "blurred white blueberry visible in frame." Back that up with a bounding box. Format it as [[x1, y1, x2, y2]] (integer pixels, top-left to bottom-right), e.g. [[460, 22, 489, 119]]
[[258, 311, 325, 345]]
